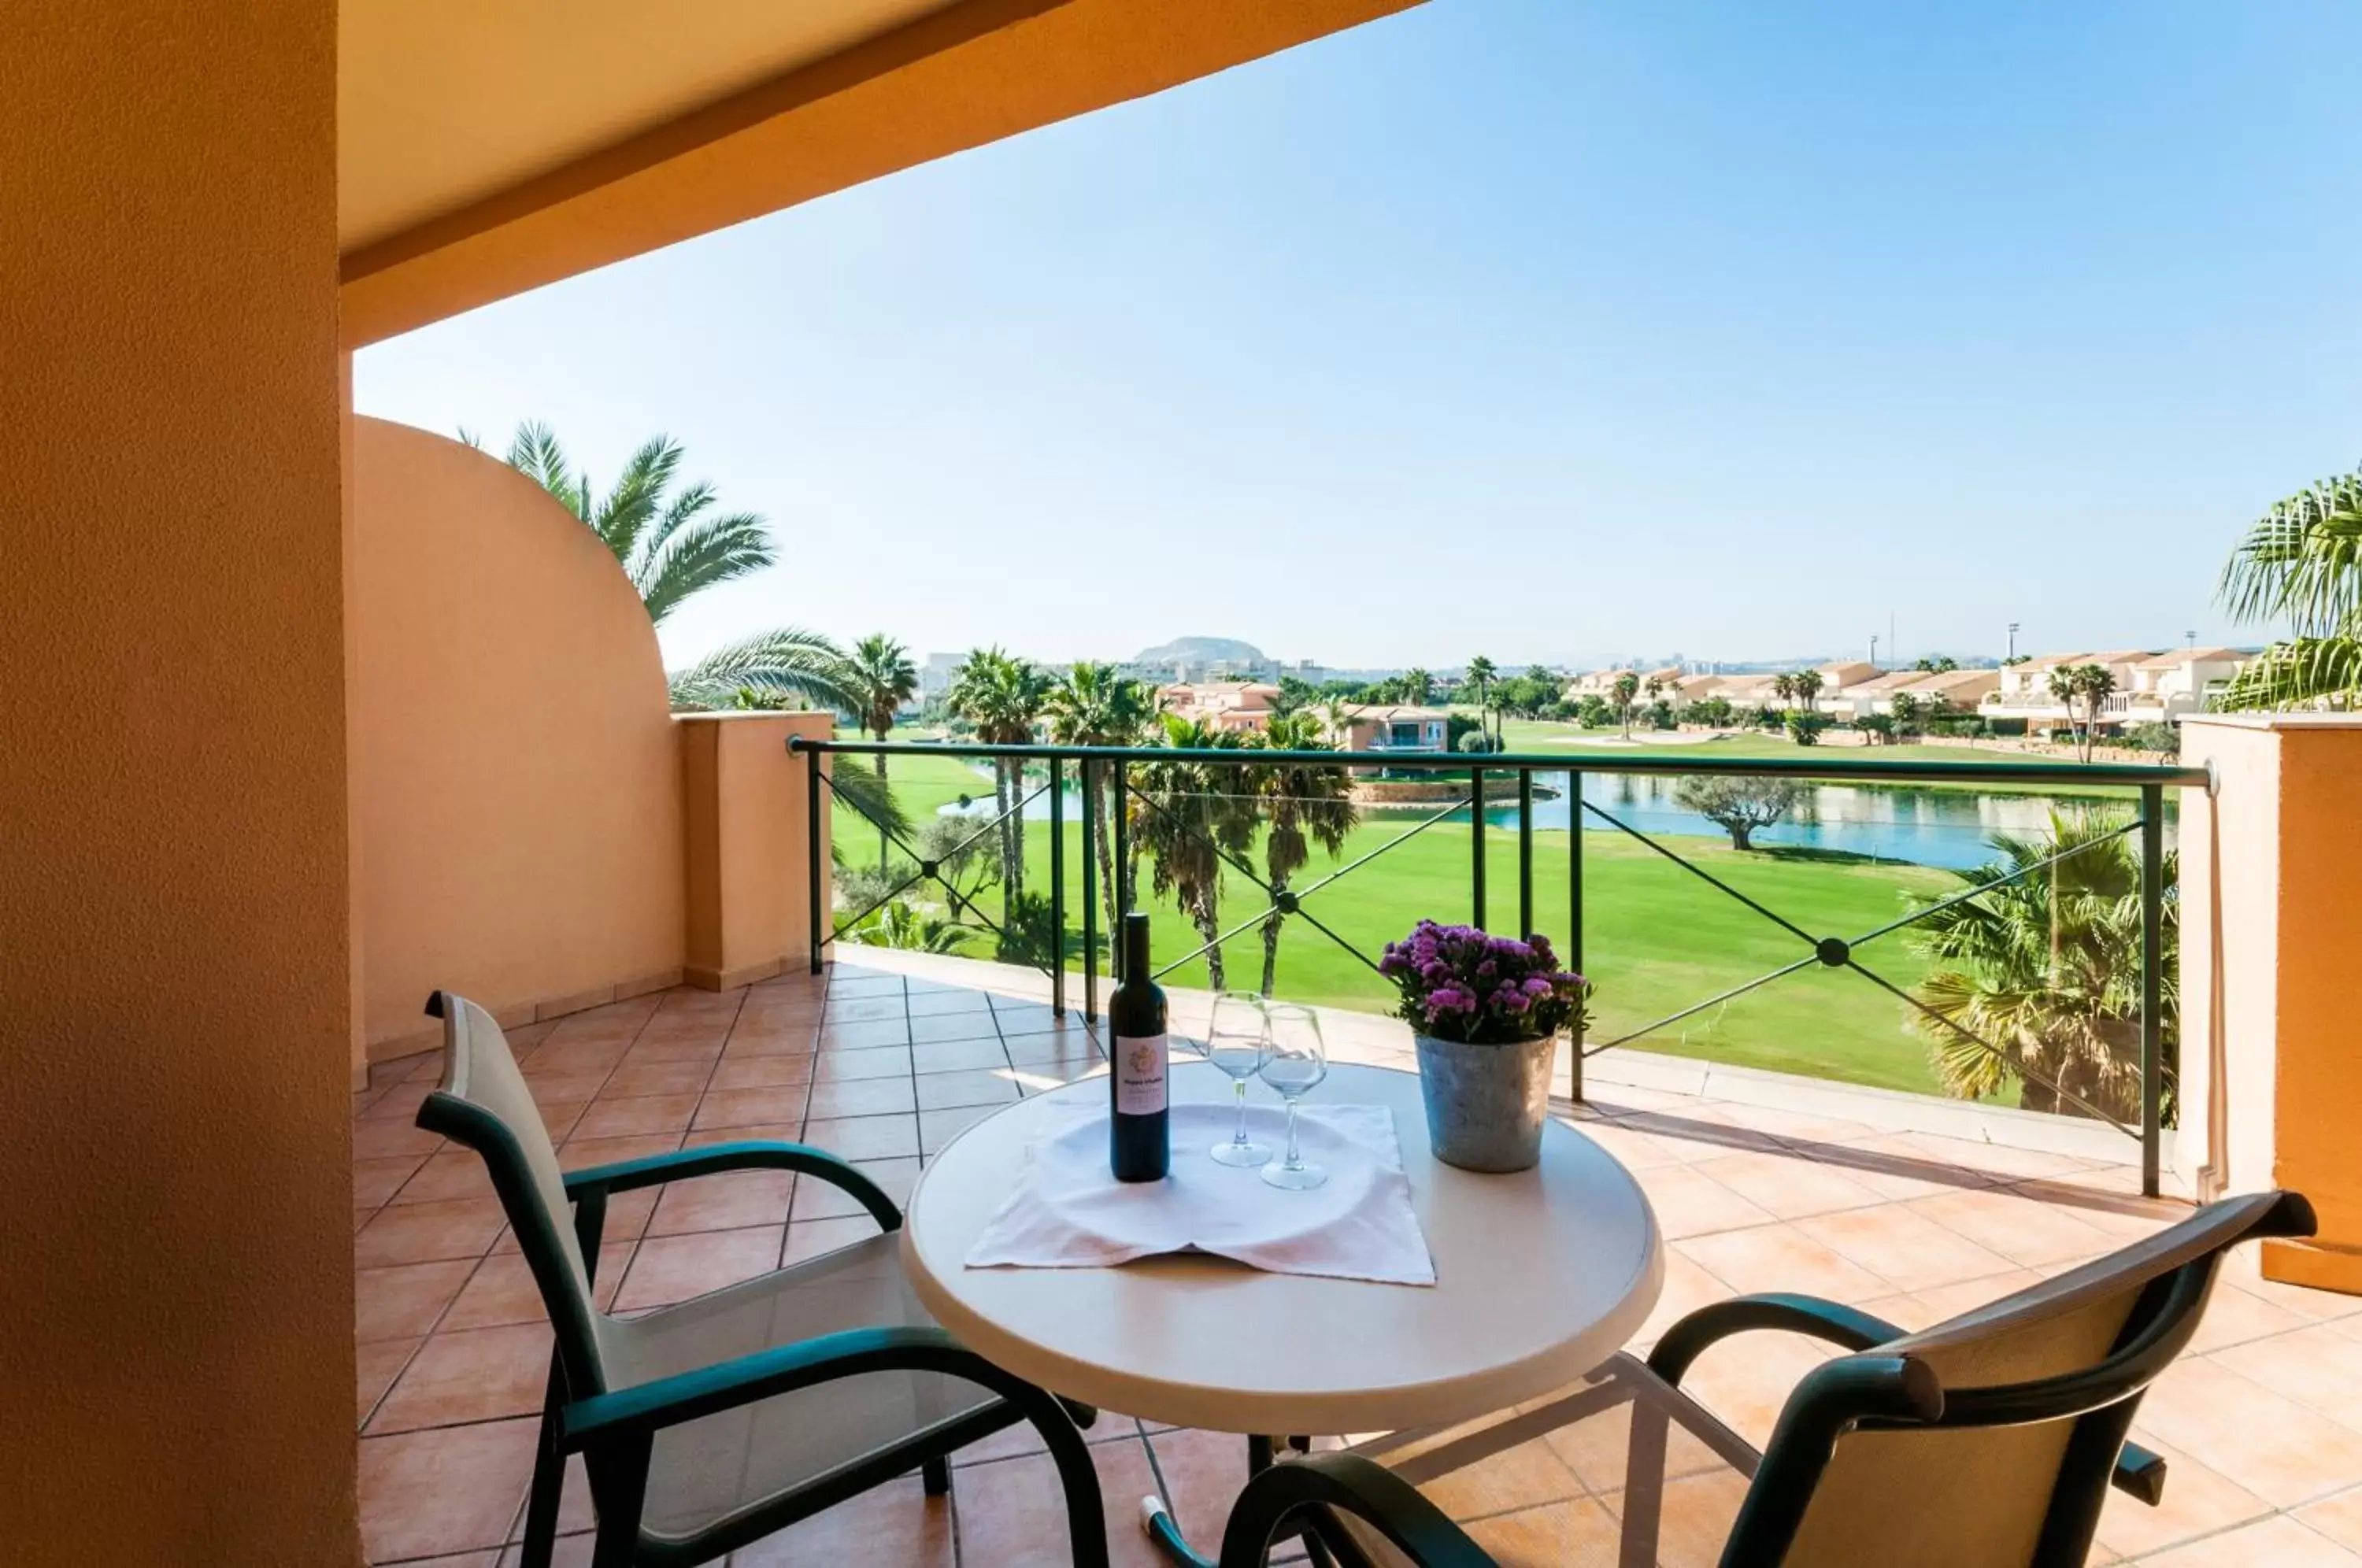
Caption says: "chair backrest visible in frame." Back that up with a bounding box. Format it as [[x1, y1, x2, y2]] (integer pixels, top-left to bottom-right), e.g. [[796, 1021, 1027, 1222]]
[[413, 992, 615, 1396], [1731, 1189, 2315, 1568]]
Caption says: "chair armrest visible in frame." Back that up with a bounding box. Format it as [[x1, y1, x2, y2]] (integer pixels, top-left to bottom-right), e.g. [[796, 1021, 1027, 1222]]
[[1213, 1453, 1496, 1568], [563, 1325, 1041, 1449], [1646, 1292, 1906, 1388], [562, 1140, 901, 1230], [2115, 1440, 2168, 1505]]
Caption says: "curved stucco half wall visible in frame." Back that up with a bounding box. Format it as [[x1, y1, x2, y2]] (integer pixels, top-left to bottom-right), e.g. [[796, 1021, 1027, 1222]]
[[353, 417, 684, 1047]]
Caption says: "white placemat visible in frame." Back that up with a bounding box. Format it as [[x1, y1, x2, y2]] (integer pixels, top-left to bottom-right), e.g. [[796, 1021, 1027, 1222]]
[[964, 1102, 1436, 1286]]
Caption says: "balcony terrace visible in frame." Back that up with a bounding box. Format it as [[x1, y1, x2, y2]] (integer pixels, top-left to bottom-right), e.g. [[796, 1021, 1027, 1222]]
[[353, 953, 2362, 1567]]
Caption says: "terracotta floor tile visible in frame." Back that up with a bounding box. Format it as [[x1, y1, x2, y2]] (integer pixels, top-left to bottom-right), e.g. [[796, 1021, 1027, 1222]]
[[1887, 1267, 2046, 1326], [357, 1258, 476, 1342], [621, 1031, 726, 1064], [1816, 1133, 2008, 1196], [498, 1532, 592, 1566], [791, 1156, 921, 1222], [362, 1081, 435, 1122], [705, 1054, 817, 1092], [1671, 1330, 1837, 1449], [368, 1321, 555, 1434], [356, 1198, 507, 1268], [2136, 1513, 2362, 1566], [557, 1132, 683, 1170], [1632, 1164, 1777, 1241], [2299, 1486, 2362, 1552], [694, 1085, 815, 1130], [921, 1103, 1003, 1155], [2093, 1433, 2272, 1559], [1688, 1149, 1885, 1220], [801, 1112, 922, 1161], [1464, 1496, 1626, 1565], [521, 1039, 631, 1078], [1002, 1038, 1107, 1074], [391, 1148, 498, 1207], [729, 1475, 954, 1566], [915, 1067, 1025, 1110], [356, 1155, 428, 1208], [2186, 1276, 2318, 1354], [1632, 1246, 1733, 1349], [824, 994, 907, 1024], [1422, 1433, 1586, 1519], [1572, 1119, 1694, 1172], [442, 1244, 629, 1330], [1793, 1204, 2015, 1292], [782, 1215, 884, 1267], [613, 1226, 783, 1311], [2137, 1357, 2362, 1507], [357, 1337, 418, 1426], [911, 1038, 1014, 1074], [1643, 1466, 1753, 1568], [818, 1019, 913, 1052], [1903, 1185, 2116, 1268], [721, 1023, 819, 1057], [518, 1067, 614, 1104], [1144, 1426, 1254, 1541], [1675, 1222, 1896, 1302], [813, 1045, 916, 1081], [600, 1054, 716, 1097], [906, 1009, 1005, 1045], [2214, 1324, 2362, 1433], [354, 1117, 445, 1161], [359, 1415, 539, 1562], [569, 1092, 700, 1141], [907, 988, 995, 1017], [683, 1119, 805, 1152], [644, 1169, 795, 1237], [953, 1436, 1164, 1568], [803, 1075, 918, 1120]]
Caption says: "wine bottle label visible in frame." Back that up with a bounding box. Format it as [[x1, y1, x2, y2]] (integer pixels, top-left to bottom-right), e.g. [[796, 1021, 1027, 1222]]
[[1113, 1032, 1168, 1116]]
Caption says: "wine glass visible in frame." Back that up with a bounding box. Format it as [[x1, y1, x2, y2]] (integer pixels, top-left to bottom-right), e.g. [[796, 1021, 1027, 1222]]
[[1257, 1004, 1329, 1190], [1205, 992, 1272, 1167]]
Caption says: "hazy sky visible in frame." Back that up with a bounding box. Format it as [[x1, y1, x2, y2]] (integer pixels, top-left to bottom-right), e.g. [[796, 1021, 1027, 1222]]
[[356, 0, 2362, 674]]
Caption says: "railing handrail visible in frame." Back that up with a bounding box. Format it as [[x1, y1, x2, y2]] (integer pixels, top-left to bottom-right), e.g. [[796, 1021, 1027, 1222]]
[[788, 735, 2209, 790]]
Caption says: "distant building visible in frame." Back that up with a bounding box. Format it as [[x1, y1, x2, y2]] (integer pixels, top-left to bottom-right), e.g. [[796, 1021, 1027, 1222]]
[[1322, 703, 1450, 763], [918, 651, 964, 701], [1158, 680, 1282, 734], [1980, 648, 2245, 732]]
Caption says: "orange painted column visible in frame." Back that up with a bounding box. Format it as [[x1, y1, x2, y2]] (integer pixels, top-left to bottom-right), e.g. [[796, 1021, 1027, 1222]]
[[2179, 715, 2362, 1292], [679, 712, 837, 989]]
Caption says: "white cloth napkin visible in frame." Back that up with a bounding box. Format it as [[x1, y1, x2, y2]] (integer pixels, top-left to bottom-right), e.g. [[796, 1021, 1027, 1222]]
[[964, 1102, 1437, 1286]]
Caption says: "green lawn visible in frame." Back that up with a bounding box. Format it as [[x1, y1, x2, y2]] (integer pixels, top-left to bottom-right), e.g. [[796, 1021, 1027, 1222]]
[[826, 742, 1972, 1095]]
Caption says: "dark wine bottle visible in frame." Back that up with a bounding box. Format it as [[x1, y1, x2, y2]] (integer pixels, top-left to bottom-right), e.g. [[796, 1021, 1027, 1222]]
[[1109, 912, 1170, 1182]]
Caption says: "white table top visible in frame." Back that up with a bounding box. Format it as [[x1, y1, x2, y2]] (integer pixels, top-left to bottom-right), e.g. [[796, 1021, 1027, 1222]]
[[901, 1060, 1664, 1435]]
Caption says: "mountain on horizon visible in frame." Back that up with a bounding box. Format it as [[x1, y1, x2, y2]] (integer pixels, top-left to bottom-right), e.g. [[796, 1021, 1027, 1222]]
[[1130, 634, 1266, 668]]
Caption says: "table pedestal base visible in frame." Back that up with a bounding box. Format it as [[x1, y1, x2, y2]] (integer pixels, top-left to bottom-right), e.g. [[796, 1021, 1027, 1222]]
[[1139, 1436, 1334, 1568]]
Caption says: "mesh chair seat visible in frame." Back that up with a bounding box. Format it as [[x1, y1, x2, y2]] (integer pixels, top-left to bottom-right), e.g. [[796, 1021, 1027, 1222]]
[[1321, 1355, 1757, 1568], [604, 1233, 998, 1543]]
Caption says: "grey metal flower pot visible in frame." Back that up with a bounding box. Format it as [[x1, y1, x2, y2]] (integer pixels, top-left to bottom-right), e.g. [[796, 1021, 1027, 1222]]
[[1413, 1031, 1557, 1173]]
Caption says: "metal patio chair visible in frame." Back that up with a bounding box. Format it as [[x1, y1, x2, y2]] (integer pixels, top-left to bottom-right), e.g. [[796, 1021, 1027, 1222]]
[[1210, 1189, 2314, 1568], [414, 991, 1109, 1568]]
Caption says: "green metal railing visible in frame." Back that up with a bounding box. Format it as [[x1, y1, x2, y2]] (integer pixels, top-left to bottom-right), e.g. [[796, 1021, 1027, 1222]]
[[794, 737, 2208, 1196]]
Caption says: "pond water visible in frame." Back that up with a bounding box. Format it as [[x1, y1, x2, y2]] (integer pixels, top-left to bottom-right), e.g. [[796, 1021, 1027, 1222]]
[[935, 766, 2168, 872]]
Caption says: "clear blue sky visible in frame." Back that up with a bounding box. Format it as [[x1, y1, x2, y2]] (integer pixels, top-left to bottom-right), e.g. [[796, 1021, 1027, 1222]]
[[357, 0, 2362, 674]]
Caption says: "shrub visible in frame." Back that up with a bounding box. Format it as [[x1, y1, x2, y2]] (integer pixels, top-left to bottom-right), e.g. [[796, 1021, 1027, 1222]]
[[1785, 711, 1831, 745]]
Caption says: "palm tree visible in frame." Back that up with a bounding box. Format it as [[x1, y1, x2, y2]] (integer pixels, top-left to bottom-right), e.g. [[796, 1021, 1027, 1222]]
[[1246, 713, 1358, 994], [1769, 671, 1796, 710], [1401, 668, 1435, 706], [946, 647, 1046, 900], [2216, 462, 2362, 708], [1907, 808, 2175, 1124], [1464, 655, 1498, 747], [502, 421, 855, 712], [849, 899, 967, 955], [1042, 661, 1154, 949], [2046, 663, 2115, 763], [1130, 715, 1257, 989], [1790, 668, 1825, 715], [842, 634, 919, 869], [1611, 671, 1642, 738]]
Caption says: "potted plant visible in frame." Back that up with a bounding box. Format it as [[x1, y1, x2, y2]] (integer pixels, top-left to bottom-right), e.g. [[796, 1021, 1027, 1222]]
[[1379, 920, 1590, 1173]]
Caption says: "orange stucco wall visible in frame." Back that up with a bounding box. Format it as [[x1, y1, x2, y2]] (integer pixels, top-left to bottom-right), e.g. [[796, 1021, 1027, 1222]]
[[2180, 716, 2362, 1292], [351, 418, 687, 1052], [680, 713, 836, 989], [0, 1, 357, 1559]]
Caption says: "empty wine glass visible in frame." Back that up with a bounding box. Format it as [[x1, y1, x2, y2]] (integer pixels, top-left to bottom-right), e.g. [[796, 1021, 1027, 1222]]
[[1258, 1003, 1329, 1190], [1205, 992, 1272, 1167]]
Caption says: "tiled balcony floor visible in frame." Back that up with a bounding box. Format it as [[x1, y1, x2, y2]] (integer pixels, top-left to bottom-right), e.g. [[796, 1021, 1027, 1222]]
[[354, 956, 2362, 1566]]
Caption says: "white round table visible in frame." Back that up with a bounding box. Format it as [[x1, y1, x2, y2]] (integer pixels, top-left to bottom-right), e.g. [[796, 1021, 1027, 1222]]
[[901, 1060, 1664, 1438]]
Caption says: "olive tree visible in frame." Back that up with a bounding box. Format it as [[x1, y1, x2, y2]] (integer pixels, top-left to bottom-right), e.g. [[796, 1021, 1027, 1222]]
[[1673, 775, 1807, 851]]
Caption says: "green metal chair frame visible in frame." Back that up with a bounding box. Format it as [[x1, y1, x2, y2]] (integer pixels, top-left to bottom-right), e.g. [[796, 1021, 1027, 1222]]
[[1209, 1189, 2316, 1568], [414, 991, 1110, 1568]]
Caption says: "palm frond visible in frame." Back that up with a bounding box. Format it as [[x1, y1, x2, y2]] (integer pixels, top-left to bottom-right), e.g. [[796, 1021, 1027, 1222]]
[[667, 627, 853, 712], [2212, 634, 2362, 711], [825, 764, 912, 845], [636, 509, 777, 627], [593, 435, 683, 571], [2217, 469, 2362, 633], [505, 420, 585, 520]]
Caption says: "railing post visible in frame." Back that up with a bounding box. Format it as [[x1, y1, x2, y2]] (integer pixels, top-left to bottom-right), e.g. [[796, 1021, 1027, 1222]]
[[1568, 768, 1584, 1103], [1470, 764, 1487, 930], [1081, 759, 1098, 1024], [805, 741, 824, 975], [2140, 782, 2164, 1199], [1049, 756, 1066, 1016], [1112, 759, 1129, 982], [1517, 767, 1535, 937]]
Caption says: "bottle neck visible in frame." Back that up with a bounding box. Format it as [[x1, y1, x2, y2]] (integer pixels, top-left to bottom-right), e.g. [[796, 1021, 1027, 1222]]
[[1121, 917, 1150, 981]]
